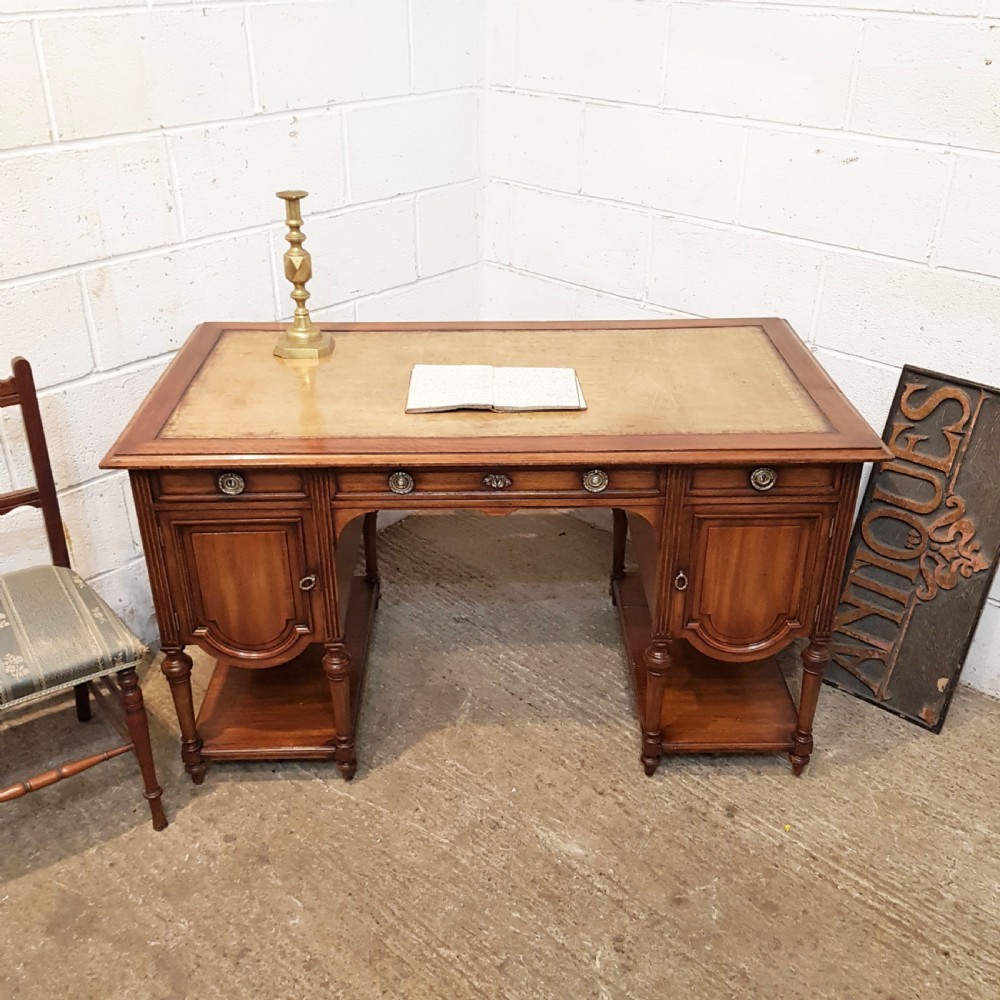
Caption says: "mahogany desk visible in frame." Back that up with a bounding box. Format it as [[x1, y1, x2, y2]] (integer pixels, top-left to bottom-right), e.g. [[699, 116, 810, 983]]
[[102, 320, 889, 782]]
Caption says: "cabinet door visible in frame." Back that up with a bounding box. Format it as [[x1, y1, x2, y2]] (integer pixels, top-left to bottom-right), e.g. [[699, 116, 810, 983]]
[[160, 511, 322, 666], [674, 504, 832, 660]]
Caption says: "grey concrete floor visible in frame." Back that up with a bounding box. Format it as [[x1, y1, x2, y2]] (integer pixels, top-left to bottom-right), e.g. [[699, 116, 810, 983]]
[[2, 512, 999, 999]]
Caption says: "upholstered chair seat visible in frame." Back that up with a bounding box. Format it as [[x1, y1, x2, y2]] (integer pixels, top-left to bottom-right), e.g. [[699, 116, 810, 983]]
[[1, 355, 166, 829], [0, 565, 152, 711]]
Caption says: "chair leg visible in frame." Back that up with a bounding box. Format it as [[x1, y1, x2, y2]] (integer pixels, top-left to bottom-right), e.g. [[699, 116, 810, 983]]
[[74, 682, 91, 722], [117, 667, 168, 831]]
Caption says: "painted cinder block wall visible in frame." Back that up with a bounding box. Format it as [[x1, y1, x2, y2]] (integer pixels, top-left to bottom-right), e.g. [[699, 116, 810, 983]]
[[0, 0, 482, 640], [480, 0, 1000, 696], [2, 0, 998, 695]]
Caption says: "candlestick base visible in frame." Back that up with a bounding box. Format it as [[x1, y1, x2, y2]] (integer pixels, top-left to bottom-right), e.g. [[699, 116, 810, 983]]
[[273, 329, 334, 360]]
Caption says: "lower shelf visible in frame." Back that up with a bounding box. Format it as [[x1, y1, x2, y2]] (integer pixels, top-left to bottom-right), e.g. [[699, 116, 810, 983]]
[[196, 570, 796, 761], [196, 576, 378, 760], [613, 573, 798, 754]]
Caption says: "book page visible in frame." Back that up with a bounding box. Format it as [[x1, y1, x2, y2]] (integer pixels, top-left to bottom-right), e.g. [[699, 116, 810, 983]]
[[405, 365, 494, 412], [491, 367, 587, 411]]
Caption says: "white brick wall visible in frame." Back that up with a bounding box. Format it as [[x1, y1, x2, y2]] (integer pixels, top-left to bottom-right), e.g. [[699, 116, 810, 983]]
[[168, 115, 347, 239], [0, 22, 49, 148], [937, 155, 1000, 275], [346, 92, 478, 202], [1, 141, 179, 280], [500, 186, 649, 297], [249, 1, 410, 110], [741, 131, 950, 260], [646, 219, 824, 333], [41, 9, 253, 139], [514, 0, 670, 105], [851, 20, 1000, 148], [416, 182, 479, 276], [665, 7, 861, 127], [2, 0, 998, 695], [483, 92, 583, 191], [480, 0, 1000, 695], [0, 0, 482, 638], [581, 106, 744, 221]]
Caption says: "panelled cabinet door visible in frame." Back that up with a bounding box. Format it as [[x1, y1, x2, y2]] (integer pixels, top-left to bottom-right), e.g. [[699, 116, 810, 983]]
[[159, 512, 322, 667], [674, 504, 833, 661]]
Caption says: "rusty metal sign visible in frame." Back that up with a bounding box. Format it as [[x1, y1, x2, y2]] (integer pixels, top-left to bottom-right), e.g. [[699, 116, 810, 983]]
[[825, 367, 1000, 731]]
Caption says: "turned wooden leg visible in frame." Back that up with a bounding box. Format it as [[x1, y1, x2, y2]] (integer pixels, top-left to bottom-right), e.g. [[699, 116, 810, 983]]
[[363, 511, 380, 587], [323, 641, 357, 780], [160, 648, 207, 785], [641, 639, 672, 777], [610, 509, 627, 605], [791, 638, 830, 776], [74, 682, 91, 722], [118, 667, 168, 831]]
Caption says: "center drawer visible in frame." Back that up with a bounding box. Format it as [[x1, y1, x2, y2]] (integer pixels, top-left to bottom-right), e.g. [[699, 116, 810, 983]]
[[336, 467, 662, 499]]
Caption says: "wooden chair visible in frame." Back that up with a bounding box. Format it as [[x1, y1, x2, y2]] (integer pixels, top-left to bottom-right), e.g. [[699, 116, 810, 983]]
[[0, 357, 166, 830]]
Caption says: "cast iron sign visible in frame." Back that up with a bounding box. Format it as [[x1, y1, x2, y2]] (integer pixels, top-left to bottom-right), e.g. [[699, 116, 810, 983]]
[[825, 367, 1000, 730]]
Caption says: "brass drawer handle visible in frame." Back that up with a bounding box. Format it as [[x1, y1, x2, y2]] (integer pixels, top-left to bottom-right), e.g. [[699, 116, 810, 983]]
[[299, 575, 317, 591], [483, 473, 512, 490], [388, 471, 414, 495], [582, 469, 609, 493], [750, 467, 778, 492], [674, 570, 689, 592], [218, 472, 246, 496]]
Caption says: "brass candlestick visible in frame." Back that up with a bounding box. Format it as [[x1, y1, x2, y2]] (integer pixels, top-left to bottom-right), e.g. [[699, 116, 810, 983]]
[[273, 189, 333, 359]]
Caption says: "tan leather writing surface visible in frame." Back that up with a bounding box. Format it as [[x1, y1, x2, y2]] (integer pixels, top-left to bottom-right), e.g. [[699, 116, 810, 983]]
[[162, 326, 829, 441]]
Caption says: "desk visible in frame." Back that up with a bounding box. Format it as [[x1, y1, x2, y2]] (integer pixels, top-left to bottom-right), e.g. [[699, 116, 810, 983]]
[[103, 319, 888, 780]]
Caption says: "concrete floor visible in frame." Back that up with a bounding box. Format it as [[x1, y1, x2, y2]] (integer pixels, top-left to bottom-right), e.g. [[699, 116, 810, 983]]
[[2, 512, 999, 999]]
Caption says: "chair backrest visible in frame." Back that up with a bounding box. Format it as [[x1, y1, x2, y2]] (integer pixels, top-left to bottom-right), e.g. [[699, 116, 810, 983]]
[[0, 357, 70, 568]]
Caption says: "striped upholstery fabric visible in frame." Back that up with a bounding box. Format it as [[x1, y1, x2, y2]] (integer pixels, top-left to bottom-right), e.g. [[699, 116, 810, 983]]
[[0, 565, 151, 710]]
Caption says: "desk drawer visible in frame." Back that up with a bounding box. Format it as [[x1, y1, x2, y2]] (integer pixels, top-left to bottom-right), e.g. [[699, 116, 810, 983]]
[[337, 467, 662, 500], [153, 469, 307, 503], [687, 465, 839, 499]]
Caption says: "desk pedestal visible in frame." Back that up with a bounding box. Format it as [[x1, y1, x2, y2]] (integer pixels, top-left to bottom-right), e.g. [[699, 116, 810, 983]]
[[195, 576, 379, 762], [613, 574, 798, 759]]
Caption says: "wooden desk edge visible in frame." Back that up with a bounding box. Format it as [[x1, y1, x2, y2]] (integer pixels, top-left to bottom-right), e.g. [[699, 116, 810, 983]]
[[101, 319, 890, 470], [101, 445, 891, 470]]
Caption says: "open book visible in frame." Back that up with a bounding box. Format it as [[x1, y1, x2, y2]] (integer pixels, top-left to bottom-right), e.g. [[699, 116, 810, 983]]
[[405, 365, 587, 413]]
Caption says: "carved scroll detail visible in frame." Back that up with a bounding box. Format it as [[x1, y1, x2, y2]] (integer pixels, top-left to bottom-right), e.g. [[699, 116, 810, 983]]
[[914, 494, 991, 601]]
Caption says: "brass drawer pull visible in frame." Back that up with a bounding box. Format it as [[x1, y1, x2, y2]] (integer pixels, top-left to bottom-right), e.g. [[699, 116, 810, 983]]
[[582, 469, 609, 493], [750, 467, 778, 492], [299, 575, 317, 591], [483, 473, 512, 490], [388, 471, 415, 495], [217, 472, 246, 496], [674, 570, 689, 592]]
